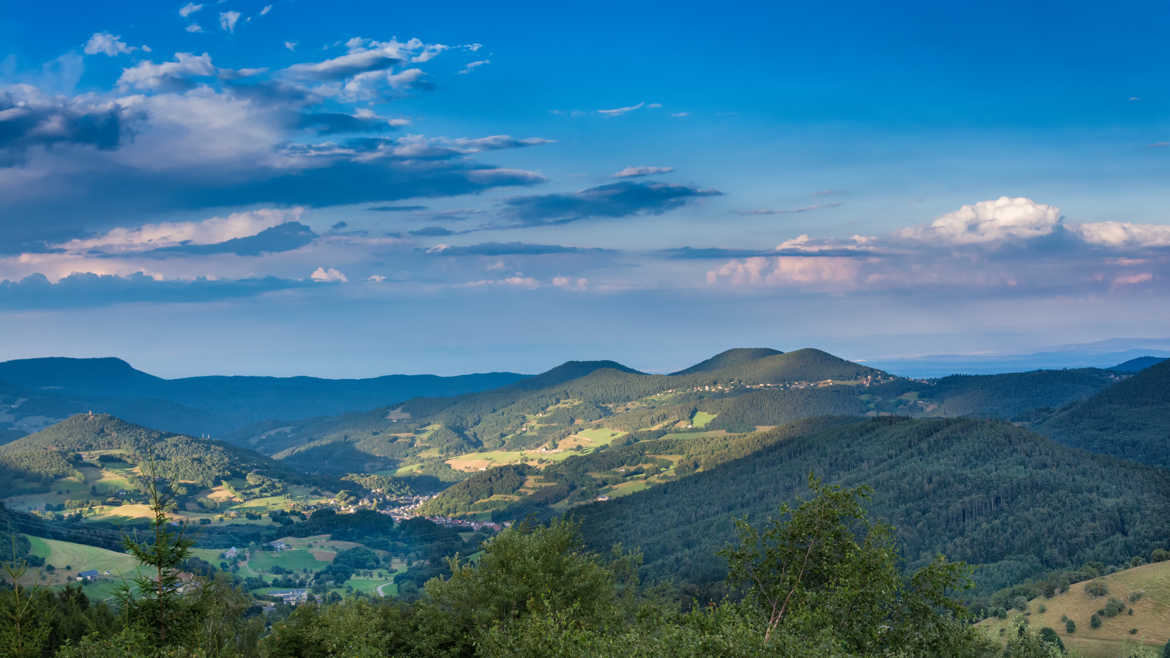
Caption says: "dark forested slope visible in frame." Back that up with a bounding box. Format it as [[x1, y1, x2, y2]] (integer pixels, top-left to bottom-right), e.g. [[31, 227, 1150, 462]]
[[573, 417, 1170, 595], [1037, 358, 1170, 467]]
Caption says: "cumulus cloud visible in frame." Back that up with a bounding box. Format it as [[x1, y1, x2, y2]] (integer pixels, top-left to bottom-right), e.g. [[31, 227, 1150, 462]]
[[703, 197, 1170, 294], [310, 266, 348, 282], [901, 196, 1062, 244], [179, 3, 203, 18], [1071, 221, 1170, 248], [219, 11, 241, 33], [84, 32, 136, 57], [612, 165, 673, 179], [117, 52, 216, 90], [186, 24, 203, 33], [501, 181, 721, 227]]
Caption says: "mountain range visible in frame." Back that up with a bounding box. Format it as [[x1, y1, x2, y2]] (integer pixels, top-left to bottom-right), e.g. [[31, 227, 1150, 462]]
[[0, 356, 526, 443]]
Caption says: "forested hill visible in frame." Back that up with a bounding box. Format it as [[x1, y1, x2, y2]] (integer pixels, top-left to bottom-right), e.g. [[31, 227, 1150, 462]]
[[1109, 355, 1167, 372], [248, 348, 896, 470], [572, 416, 1170, 596], [0, 413, 295, 490], [1036, 357, 1170, 467], [243, 347, 1129, 479], [669, 347, 783, 375], [0, 356, 527, 441]]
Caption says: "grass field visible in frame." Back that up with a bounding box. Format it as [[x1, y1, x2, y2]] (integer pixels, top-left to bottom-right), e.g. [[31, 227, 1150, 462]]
[[18, 534, 141, 591], [691, 411, 717, 428], [978, 561, 1170, 657], [247, 549, 328, 573]]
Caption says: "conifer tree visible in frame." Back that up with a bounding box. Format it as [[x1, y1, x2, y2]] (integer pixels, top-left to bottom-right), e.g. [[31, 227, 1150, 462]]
[[117, 458, 194, 648], [1, 534, 50, 658]]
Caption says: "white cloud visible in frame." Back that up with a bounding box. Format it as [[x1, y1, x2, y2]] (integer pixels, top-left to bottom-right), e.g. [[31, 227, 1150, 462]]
[[598, 101, 644, 117], [385, 67, 426, 91], [84, 32, 135, 57], [671, 112, 689, 118], [465, 275, 540, 288], [458, 59, 490, 75], [179, 2, 204, 17], [57, 208, 304, 254], [310, 266, 348, 282], [1072, 221, 1170, 248], [186, 24, 203, 33], [902, 196, 1062, 244], [284, 41, 297, 51], [552, 276, 588, 290], [612, 166, 673, 179], [367, 274, 386, 283], [117, 52, 216, 90], [259, 4, 272, 15], [219, 11, 242, 33], [706, 256, 861, 288]]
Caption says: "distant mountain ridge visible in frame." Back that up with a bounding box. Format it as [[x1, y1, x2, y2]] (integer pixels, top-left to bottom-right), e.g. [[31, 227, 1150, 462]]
[[0, 356, 528, 442], [1109, 356, 1168, 372]]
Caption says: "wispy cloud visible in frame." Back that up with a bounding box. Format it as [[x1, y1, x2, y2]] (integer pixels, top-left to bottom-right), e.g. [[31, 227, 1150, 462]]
[[458, 59, 490, 75], [500, 181, 721, 227], [598, 102, 644, 117], [612, 166, 674, 179], [219, 10, 241, 33], [734, 202, 842, 215], [179, 2, 204, 18]]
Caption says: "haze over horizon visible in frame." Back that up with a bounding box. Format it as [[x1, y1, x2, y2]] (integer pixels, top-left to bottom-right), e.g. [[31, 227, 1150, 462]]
[[3, 0, 1170, 376]]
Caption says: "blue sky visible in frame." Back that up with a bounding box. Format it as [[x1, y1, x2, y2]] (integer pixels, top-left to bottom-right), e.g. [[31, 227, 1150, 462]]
[[1, 0, 1169, 377]]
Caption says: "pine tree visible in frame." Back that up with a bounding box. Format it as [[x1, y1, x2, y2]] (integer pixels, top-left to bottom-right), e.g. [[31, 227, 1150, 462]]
[[0, 534, 50, 657], [117, 460, 194, 648]]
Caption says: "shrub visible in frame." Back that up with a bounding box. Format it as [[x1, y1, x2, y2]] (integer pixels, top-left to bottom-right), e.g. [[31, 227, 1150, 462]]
[[1065, 619, 1076, 633], [1129, 591, 1144, 603], [1011, 595, 1029, 611], [1085, 580, 1109, 598], [1036, 603, 1046, 614], [1129, 628, 1138, 634], [1102, 598, 1125, 618], [1090, 614, 1102, 629], [1150, 548, 1169, 562]]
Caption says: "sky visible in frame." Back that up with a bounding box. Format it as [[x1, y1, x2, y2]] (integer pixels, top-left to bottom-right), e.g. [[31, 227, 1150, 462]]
[[1, 0, 1170, 377]]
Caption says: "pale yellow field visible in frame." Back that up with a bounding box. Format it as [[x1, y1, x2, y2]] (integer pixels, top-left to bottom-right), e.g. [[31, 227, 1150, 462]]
[[978, 560, 1170, 657]]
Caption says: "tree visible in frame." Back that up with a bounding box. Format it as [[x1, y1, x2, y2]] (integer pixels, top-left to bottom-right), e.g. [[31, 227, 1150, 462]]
[[1065, 619, 1076, 633], [1162, 638, 1170, 658], [1, 535, 50, 658], [720, 474, 983, 655], [117, 461, 195, 649]]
